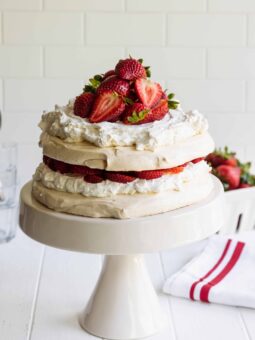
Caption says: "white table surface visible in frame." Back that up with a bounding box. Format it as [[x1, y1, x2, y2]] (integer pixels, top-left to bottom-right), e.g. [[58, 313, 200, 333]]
[[1, 147, 255, 340]]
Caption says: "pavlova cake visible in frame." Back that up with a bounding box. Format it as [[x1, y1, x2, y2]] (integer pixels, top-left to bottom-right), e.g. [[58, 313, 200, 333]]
[[32, 57, 214, 218]]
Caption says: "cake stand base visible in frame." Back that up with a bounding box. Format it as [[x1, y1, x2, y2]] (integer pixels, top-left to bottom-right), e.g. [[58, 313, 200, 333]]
[[80, 255, 165, 340], [19, 177, 224, 340]]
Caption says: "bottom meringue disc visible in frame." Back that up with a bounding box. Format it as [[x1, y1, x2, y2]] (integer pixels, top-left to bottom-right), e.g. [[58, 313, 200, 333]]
[[32, 173, 213, 219]]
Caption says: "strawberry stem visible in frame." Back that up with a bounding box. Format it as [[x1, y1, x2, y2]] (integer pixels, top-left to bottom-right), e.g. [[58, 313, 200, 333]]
[[127, 110, 150, 123]]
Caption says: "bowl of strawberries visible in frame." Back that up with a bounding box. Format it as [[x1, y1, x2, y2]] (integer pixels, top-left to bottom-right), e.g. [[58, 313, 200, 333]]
[[206, 147, 255, 234]]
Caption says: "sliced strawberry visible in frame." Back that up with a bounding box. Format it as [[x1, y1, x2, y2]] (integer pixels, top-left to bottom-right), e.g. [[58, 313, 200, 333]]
[[43, 155, 51, 167], [164, 166, 185, 175], [89, 91, 126, 123], [72, 164, 102, 176], [105, 171, 136, 183], [135, 78, 162, 108], [84, 174, 104, 183], [73, 92, 95, 118], [97, 76, 130, 96], [103, 69, 115, 80], [192, 157, 205, 164], [216, 165, 241, 189], [136, 169, 165, 180], [54, 159, 70, 174], [122, 103, 151, 125], [115, 58, 146, 80]]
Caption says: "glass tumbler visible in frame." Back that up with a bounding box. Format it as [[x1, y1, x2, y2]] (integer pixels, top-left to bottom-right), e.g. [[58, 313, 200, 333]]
[[0, 143, 18, 243]]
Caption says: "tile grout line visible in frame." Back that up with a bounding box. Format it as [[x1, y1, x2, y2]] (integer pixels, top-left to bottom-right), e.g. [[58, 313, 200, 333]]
[[159, 253, 178, 340], [26, 246, 46, 340]]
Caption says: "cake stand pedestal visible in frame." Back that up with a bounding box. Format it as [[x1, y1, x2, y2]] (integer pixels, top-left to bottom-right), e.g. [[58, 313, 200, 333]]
[[19, 177, 223, 340]]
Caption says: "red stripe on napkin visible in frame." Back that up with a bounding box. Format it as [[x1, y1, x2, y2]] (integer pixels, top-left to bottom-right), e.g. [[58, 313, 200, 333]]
[[189, 239, 232, 301], [200, 241, 245, 303]]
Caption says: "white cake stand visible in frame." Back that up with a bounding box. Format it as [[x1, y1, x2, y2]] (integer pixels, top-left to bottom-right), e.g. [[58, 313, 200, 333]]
[[19, 176, 224, 340]]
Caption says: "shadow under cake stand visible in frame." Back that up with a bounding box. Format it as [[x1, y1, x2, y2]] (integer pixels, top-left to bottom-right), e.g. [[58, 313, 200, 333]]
[[19, 176, 223, 340]]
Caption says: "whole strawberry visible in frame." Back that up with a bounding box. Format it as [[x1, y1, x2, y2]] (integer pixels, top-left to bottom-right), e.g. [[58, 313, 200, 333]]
[[216, 165, 241, 190], [115, 58, 146, 80], [122, 103, 151, 125], [149, 99, 169, 121], [74, 92, 95, 118], [102, 69, 115, 80], [97, 76, 130, 96], [206, 147, 237, 168]]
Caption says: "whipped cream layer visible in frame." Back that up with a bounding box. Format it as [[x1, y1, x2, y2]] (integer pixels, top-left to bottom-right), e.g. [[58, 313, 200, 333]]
[[39, 100, 208, 151], [33, 161, 210, 198]]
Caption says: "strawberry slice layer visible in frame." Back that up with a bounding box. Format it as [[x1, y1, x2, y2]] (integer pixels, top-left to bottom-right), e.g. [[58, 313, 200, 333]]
[[43, 156, 206, 184], [90, 91, 125, 123], [105, 172, 136, 183], [135, 78, 162, 108]]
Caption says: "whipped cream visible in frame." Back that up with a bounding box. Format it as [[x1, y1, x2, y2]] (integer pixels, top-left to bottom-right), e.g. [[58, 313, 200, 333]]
[[33, 161, 211, 198], [39, 100, 208, 151]]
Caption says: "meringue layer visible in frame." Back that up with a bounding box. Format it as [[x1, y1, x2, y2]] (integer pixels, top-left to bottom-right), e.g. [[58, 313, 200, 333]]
[[40, 132, 214, 171], [39, 100, 208, 151], [32, 173, 213, 219]]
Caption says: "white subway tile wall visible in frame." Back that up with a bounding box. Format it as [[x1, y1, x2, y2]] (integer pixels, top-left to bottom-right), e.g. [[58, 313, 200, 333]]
[[0, 0, 254, 164]]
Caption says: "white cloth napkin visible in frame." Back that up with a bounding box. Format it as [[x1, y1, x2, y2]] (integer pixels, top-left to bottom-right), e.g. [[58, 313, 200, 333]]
[[163, 231, 255, 308]]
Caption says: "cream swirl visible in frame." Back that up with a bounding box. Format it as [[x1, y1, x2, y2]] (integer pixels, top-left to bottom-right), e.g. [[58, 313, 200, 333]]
[[33, 161, 211, 198], [39, 100, 208, 151]]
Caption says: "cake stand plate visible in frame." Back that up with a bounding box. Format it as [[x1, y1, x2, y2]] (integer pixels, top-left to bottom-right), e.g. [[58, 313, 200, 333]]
[[19, 176, 224, 340]]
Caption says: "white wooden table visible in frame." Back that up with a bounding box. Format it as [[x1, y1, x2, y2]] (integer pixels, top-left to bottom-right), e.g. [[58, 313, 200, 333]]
[[0, 147, 255, 340], [1, 228, 255, 340]]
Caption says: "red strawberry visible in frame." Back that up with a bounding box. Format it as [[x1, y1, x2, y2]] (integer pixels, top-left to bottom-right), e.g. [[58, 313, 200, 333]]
[[43, 155, 51, 167], [72, 164, 102, 176], [115, 58, 146, 80], [54, 159, 70, 174], [122, 103, 151, 125], [223, 157, 238, 167], [89, 91, 126, 123], [192, 157, 205, 164], [135, 78, 162, 107], [164, 166, 185, 175], [149, 99, 169, 121], [216, 165, 241, 189], [84, 174, 104, 183], [161, 92, 168, 99], [206, 153, 226, 167], [74, 93, 95, 118], [136, 169, 165, 180], [105, 171, 136, 183], [103, 69, 115, 80], [239, 183, 252, 189], [97, 76, 130, 96]]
